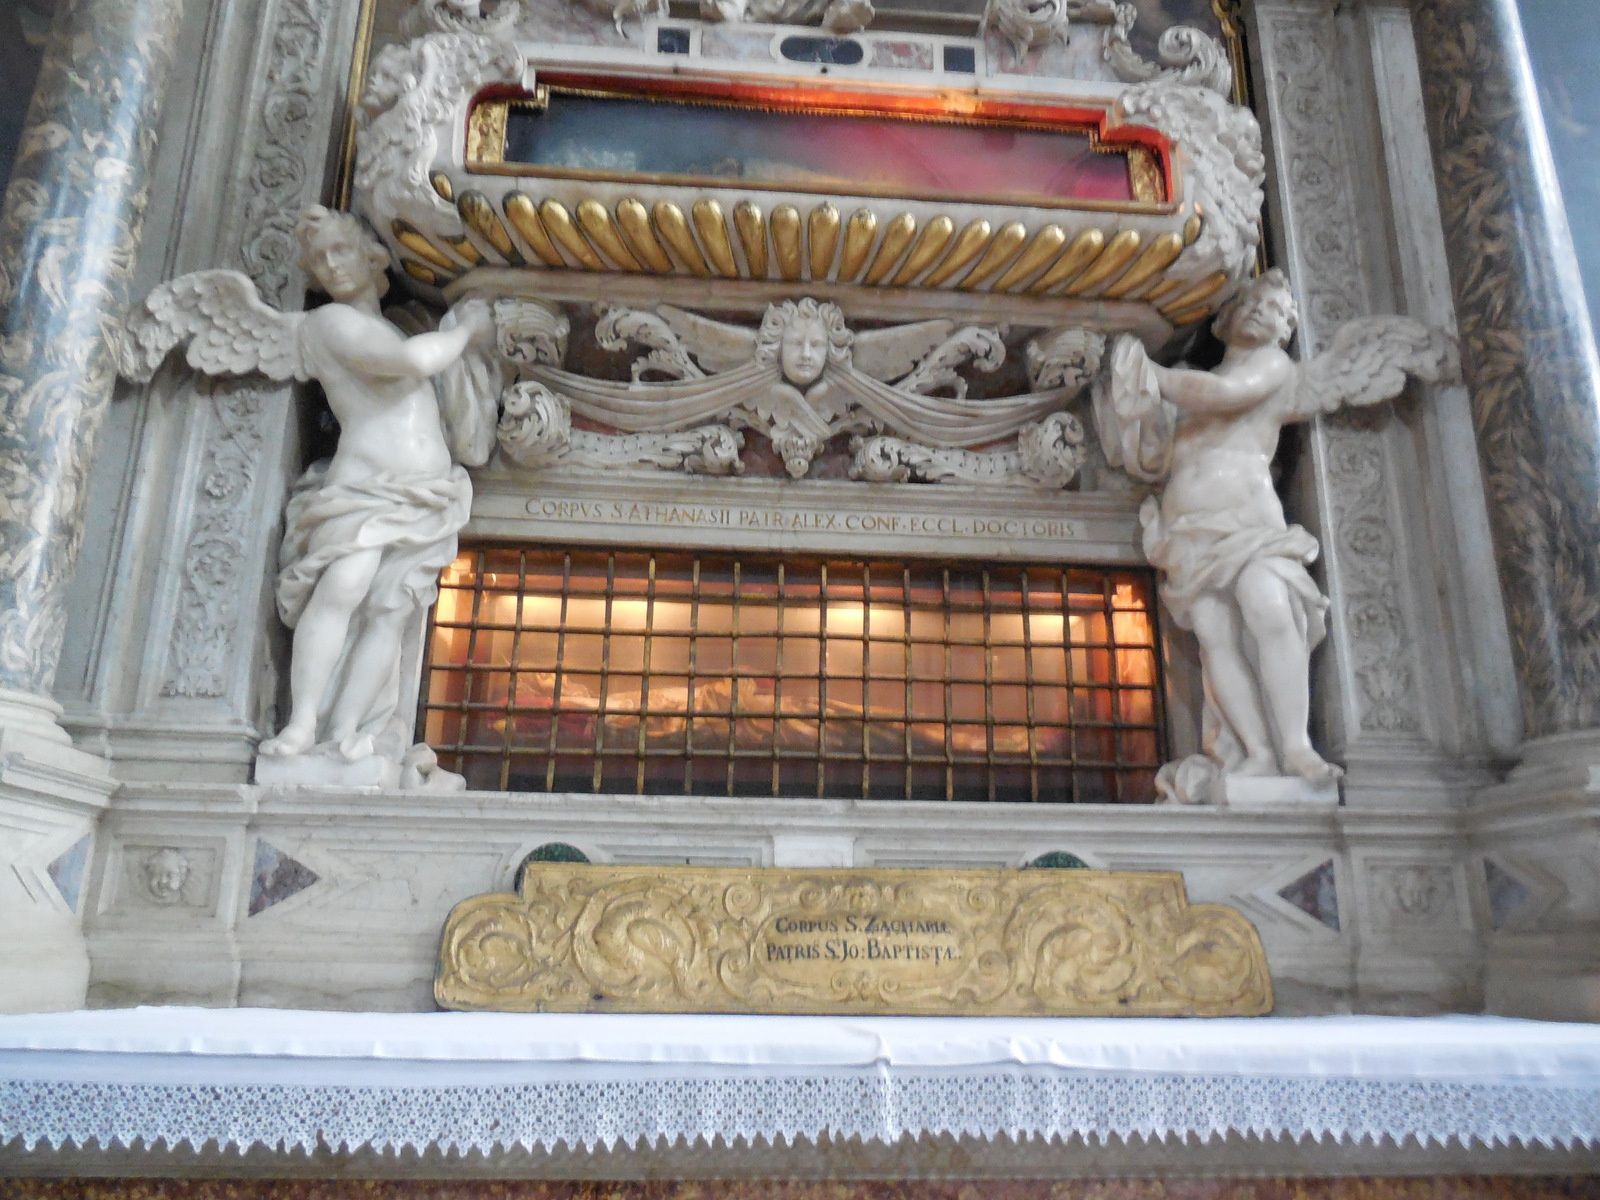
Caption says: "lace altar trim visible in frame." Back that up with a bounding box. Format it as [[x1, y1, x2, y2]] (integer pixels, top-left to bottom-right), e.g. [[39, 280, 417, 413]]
[[5, 1069, 1599, 1154]]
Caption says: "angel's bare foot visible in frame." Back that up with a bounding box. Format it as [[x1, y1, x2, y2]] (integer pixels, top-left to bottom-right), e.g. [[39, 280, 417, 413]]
[[338, 732, 375, 762], [1284, 746, 1344, 786], [1234, 754, 1278, 778], [260, 723, 315, 758]]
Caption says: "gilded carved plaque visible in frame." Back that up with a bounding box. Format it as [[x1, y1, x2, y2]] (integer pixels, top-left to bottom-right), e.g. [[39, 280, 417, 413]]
[[435, 864, 1273, 1016]]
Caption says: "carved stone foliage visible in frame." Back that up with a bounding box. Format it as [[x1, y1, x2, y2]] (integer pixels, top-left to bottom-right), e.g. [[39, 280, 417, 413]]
[[0, 0, 183, 696], [436, 863, 1274, 1016], [981, 0, 1070, 64], [499, 381, 746, 475], [355, 29, 525, 247], [1103, 4, 1233, 97], [401, 0, 525, 37], [162, 0, 335, 700], [849, 414, 1085, 488], [1261, 9, 1425, 738], [1412, 0, 1600, 738], [506, 298, 1092, 486], [1112, 79, 1263, 290]]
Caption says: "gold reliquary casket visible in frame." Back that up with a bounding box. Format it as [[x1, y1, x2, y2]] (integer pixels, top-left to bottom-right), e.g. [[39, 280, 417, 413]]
[[353, 0, 1265, 342]]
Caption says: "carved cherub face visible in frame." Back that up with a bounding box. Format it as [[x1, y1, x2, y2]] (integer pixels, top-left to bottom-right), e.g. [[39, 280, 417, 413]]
[[305, 228, 384, 302], [1215, 271, 1297, 349], [295, 206, 390, 303], [780, 315, 830, 386], [143, 848, 189, 905]]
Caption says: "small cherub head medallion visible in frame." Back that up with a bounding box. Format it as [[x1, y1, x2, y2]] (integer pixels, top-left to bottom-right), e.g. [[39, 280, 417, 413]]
[[142, 847, 191, 906]]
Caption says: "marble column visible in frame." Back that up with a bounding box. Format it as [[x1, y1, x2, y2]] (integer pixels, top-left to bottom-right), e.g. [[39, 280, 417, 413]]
[[0, 0, 186, 740], [1410, 0, 1600, 745]]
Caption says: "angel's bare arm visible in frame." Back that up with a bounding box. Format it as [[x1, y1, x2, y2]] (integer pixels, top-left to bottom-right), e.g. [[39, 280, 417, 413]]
[[1152, 354, 1291, 414], [314, 306, 484, 381]]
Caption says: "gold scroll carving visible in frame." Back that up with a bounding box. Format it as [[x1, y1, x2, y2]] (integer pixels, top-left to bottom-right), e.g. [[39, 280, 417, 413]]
[[435, 865, 1273, 1016]]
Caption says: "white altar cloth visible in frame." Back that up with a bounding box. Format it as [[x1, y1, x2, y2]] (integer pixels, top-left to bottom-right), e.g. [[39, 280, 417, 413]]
[[3, 1009, 1599, 1155]]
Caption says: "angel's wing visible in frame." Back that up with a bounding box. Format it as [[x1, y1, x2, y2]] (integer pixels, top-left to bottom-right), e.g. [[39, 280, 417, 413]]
[[120, 270, 307, 384], [655, 305, 760, 374], [1287, 318, 1458, 421], [851, 319, 957, 382]]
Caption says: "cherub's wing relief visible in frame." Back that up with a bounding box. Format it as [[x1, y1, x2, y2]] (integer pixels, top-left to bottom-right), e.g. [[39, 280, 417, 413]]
[[120, 270, 307, 384], [1286, 317, 1458, 421], [655, 305, 760, 374], [851, 319, 957, 382]]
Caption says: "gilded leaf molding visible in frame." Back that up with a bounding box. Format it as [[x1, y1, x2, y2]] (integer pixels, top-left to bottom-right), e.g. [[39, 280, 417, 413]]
[[1411, 0, 1600, 737], [436, 863, 1275, 1016], [161, 0, 333, 699], [1260, 9, 1425, 738]]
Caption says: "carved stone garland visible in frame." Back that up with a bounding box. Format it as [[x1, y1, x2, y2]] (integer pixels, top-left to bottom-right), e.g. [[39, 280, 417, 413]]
[[495, 298, 1100, 488]]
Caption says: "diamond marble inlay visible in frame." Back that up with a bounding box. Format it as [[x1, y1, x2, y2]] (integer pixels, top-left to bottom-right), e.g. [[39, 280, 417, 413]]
[[1278, 860, 1340, 931], [1484, 859, 1534, 930], [47, 834, 91, 913], [248, 840, 319, 917]]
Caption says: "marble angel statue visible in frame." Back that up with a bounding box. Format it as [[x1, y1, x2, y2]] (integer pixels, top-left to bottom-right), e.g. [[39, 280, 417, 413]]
[[1093, 269, 1456, 804], [120, 205, 504, 789]]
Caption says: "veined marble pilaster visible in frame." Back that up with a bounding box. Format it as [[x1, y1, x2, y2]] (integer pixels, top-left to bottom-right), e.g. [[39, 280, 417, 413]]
[[0, 0, 185, 701], [1410, 0, 1600, 741]]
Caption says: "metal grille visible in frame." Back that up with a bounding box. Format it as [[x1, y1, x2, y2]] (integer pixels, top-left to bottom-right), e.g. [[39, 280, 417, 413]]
[[420, 546, 1166, 803]]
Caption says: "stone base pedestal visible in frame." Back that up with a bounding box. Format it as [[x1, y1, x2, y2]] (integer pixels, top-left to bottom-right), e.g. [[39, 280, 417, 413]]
[[80, 781, 1485, 1015], [255, 751, 401, 790], [1214, 774, 1340, 810], [1470, 731, 1600, 1021], [0, 705, 115, 1013]]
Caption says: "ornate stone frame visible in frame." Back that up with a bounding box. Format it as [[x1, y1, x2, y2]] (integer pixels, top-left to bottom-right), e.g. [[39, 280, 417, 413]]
[[36, 0, 1524, 1020]]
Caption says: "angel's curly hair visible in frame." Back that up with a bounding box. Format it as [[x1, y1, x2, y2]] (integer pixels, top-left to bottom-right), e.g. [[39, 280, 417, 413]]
[[1212, 267, 1297, 347], [295, 205, 391, 296], [754, 297, 853, 369]]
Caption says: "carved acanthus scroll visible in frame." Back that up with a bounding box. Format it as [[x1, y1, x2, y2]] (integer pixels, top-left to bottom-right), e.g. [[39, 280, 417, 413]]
[[1104, 4, 1234, 97]]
